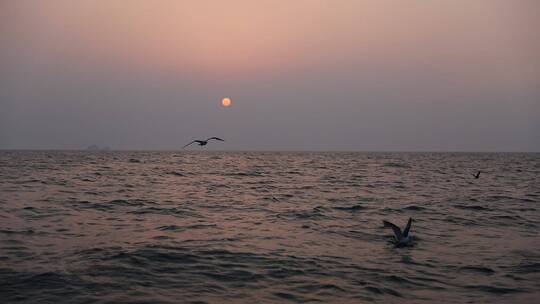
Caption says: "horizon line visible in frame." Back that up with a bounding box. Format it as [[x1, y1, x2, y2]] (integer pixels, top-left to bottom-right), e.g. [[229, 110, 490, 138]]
[[0, 149, 538, 154]]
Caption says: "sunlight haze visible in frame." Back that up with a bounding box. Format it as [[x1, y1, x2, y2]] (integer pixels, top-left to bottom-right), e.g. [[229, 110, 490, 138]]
[[1, 0, 539, 151]]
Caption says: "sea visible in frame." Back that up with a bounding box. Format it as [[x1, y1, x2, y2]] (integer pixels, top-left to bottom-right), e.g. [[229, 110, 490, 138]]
[[0, 151, 539, 303]]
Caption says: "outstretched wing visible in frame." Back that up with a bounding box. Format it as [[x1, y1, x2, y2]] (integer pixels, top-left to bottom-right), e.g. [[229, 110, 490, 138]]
[[182, 140, 197, 148], [403, 218, 412, 237], [207, 137, 225, 142], [383, 220, 403, 240]]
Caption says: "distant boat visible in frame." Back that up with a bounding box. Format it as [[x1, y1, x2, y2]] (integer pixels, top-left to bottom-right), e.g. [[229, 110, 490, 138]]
[[85, 144, 111, 151]]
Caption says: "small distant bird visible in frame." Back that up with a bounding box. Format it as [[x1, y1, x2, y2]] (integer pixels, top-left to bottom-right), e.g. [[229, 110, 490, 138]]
[[382, 218, 413, 247], [183, 137, 225, 148], [472, 171, 481, 179]]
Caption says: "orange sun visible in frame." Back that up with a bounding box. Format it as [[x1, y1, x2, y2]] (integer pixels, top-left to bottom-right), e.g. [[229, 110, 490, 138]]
[[221, 97, 232, 107]]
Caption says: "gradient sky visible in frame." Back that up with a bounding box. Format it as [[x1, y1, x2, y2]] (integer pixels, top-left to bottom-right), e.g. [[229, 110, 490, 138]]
[[1, 0, 539, 151]]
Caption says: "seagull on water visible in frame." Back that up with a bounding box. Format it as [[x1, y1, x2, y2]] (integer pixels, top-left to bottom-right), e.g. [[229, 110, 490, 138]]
[[183, 137, 225, 148], [382, 218, 413, 247], [472, 171, 481, 179]]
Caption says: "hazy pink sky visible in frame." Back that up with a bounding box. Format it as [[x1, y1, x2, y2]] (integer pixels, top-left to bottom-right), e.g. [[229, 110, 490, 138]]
[[1, 0, 539, 150]]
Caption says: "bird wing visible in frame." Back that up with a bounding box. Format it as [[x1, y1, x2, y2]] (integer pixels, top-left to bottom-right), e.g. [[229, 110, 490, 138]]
[[403, 218, 412, 237], [182, 140, 197, 148], [383, 220, 403, 240], [207, 137, 224, 142]]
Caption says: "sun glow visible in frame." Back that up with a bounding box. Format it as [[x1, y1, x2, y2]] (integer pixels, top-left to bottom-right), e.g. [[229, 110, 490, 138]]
[[221, 98, 232, 107]]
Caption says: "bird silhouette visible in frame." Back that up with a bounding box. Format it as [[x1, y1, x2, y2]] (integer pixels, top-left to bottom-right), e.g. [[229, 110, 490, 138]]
[[183, 137, 224, 148], [382, 218, 413, 247], [472, 171, 481, 179]]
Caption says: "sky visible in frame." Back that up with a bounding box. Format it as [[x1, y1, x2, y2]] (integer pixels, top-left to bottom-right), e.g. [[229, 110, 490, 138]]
[[1, 0, 539, 151]]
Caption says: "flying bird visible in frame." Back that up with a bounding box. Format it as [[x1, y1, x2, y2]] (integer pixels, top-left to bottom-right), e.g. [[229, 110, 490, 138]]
[[472, 171, 481, 179], [183, 137, 225, 148], [382, 218, 413, 247]]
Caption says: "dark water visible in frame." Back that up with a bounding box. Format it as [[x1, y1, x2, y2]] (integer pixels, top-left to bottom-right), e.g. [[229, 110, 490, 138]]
[[1, 151, 539, 303]]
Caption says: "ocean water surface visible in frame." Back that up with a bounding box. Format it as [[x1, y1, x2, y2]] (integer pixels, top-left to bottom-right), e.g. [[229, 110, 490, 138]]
[[0, 151, 539, 303]]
